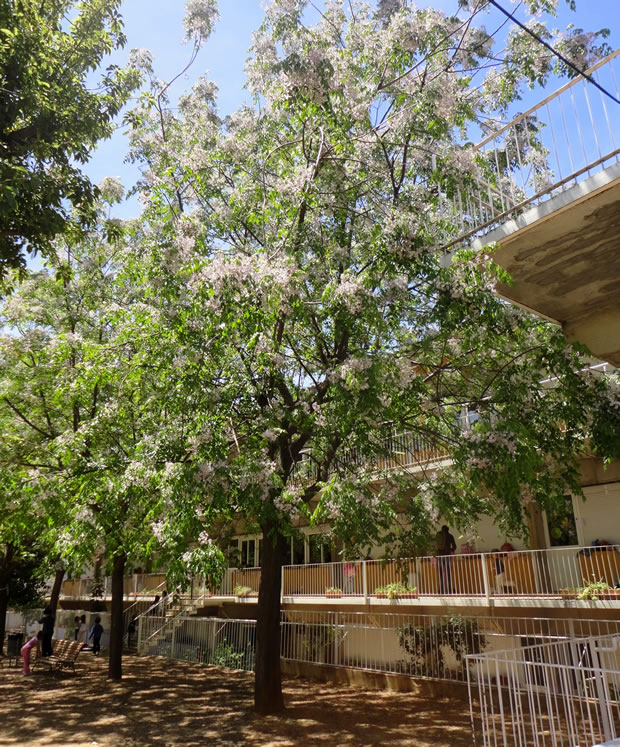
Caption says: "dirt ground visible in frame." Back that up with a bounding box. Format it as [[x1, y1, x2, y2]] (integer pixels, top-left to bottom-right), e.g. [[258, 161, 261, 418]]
[[0, 654, 475, 746]]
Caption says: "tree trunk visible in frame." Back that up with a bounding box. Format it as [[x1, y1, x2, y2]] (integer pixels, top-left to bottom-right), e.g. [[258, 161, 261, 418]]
[[48, 567, 65, 614], [107, 553, 126, 680], [0, 576, 8, 656], [254, 522, 286, 715], [0, 545, 15, 656]]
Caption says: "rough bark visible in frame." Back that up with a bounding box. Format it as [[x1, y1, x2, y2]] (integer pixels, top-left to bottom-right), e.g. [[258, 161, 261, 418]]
[[107, 553, 126, 680], [48, 567, 65, 614], [0, 544, 15, 656], [0, 577, 8, 656], [254, 522, 286, 715]]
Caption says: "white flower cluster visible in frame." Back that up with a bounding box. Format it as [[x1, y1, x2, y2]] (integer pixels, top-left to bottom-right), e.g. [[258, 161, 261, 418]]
[[190, 253, 297, 313], [128, 48, 153, 72], [197, 462, 215, 482], [385, 276, 409, 300], [197, 530, 212, 545], [466, 456, 494, 469], [74, 506, 95, 524], [151, 521, 167, 543], [335, 356, 372, 392], [273, 493, 302, 520], [394, 357, 415, 388], [97, 177, 124, 204], [124, 461, 154, 490], [183, 0, 219, 43], [463, 430, 517, 455], [333, 273, 367, 314]]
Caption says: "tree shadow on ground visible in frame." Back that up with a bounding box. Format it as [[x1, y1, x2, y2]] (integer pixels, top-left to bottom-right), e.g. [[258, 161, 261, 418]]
[[1, 654, 475, 746]]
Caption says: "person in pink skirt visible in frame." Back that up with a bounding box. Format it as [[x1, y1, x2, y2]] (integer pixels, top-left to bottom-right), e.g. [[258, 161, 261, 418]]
[[21, 631, 42, 675]]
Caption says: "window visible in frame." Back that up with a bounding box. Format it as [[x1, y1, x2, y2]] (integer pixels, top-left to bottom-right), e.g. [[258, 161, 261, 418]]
[[225, 540, 241, 567], [240, 538, 260, 568], [309, 534, 336, 564], [547, 495, 579, 547], [292, 536, 305, 565]]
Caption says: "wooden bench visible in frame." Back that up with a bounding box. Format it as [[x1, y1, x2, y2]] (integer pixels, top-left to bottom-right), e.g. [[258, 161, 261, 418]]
[[34, 639, 84, 673]]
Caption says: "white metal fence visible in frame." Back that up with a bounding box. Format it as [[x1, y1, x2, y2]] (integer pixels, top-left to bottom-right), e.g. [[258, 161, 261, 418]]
[[445, 49, 620, 250], [468, 633, 620, 747], [133, 610, 620, 688], [137, 614, 256, 671]]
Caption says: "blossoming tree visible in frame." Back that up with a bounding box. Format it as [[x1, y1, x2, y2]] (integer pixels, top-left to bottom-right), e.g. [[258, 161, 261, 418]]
[[0, 0, 140, 275], [0, 185, 229, 679], [125, 0, 618, 713]]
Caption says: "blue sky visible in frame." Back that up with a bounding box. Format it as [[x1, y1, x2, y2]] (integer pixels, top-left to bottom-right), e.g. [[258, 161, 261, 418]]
[[87, 0, 620, 219]]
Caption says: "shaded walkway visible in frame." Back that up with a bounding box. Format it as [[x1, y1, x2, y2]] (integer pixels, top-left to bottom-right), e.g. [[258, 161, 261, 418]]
[[1, 654, 475, 745]]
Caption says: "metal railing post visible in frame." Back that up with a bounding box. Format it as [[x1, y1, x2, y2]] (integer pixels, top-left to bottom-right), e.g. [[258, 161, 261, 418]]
[[415, 556, 421, 594], [362, 561, 368, 602], [137, 614, 143, 655], [481, 557, 491, 603]]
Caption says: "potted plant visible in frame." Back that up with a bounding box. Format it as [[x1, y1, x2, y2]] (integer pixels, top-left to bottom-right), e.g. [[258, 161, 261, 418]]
[[386, 582, 418, 600], [577, 580, 612, 601], [325, 587, 343, 598], [560, 588, 579, 600], [374, 586, 387, 599], [599, 587, 620, 600], [233, 585, 253, 599]]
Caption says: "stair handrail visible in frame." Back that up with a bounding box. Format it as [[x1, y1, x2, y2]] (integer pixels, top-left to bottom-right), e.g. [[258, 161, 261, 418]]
[[123, 578, 169, 625], [139, 587, 213, 650]]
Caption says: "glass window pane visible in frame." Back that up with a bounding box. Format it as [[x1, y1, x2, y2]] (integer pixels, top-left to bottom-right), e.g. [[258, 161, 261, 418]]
[[547, 495, 579, 547], [292, 536, 305, 565], [280, 538, 292, 566], [226, 541, 240, 567], [309, 535, 324, 564]]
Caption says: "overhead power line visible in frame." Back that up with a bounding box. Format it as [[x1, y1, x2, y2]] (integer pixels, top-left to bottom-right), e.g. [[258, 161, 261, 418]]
[[488, 0, 620, 106]]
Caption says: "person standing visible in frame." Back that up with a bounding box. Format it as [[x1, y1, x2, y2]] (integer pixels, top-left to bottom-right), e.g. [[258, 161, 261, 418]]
[[39, 607, 55, 657], [78, 614, 89, 643], [89, 616, 104, 656], [127, 616, 137, 649], [21, 632, 42, 675], [435, 525, 456, 594]]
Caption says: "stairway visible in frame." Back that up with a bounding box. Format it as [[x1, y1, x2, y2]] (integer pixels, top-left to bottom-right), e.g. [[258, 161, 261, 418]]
[[137, 592, 206, 656]]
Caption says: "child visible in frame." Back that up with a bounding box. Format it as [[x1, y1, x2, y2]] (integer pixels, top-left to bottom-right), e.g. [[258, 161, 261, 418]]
[[21, 631, 42, 676], [89, 616, 104, 655], [78, 614, 88, 643]]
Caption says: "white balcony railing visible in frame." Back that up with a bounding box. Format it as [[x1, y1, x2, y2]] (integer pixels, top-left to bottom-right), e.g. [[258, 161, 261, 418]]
[[291, 428, 451, 485], [59, 572, 167, 601], [444, 49, 620, 251], [214, 543, 620, 603], [468, 633, 620, 746], [57, 544, 620, 606]]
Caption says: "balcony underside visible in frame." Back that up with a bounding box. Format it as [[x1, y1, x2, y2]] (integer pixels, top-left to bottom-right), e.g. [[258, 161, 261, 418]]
[[201, 593, 620, 612], [472, 162, 620, 365]]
